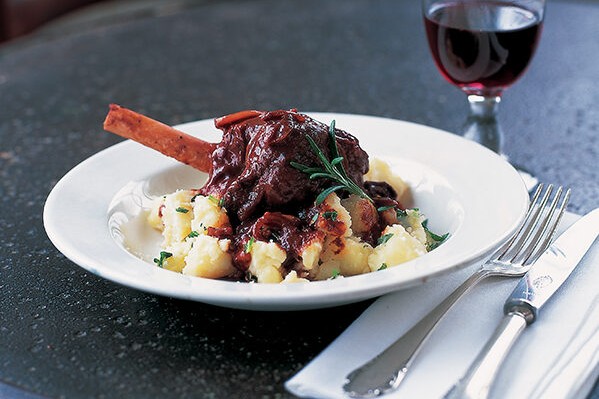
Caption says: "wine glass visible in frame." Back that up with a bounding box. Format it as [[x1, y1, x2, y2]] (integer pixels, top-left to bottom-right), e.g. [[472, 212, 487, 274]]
[[422, 0, 545, 189]]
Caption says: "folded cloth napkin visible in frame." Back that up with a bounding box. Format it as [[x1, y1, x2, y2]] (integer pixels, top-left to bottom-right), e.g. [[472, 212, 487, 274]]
[[530, 292, 599, 399], [286, 212, 599, 399]]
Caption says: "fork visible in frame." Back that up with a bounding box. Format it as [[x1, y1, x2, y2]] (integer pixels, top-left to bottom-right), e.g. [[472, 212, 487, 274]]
[[343, 183, 570, 398]]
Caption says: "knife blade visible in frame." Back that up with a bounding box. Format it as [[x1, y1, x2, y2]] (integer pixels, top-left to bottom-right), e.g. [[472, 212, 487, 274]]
[[444, 208, 599, 399]]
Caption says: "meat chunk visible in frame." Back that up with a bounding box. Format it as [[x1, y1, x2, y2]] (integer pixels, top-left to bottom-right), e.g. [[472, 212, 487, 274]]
[[200, 109, 370, 222]]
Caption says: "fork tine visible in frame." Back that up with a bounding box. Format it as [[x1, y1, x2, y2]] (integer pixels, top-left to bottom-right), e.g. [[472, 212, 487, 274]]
[[506, 184, 556, 259], [505, 184, 559, 263], [506, 185, 569, 265], [497, 183, 554, 261], [521, 187, 571, 265], [517, 186, 564, 262], [490, 183, 544, 260]]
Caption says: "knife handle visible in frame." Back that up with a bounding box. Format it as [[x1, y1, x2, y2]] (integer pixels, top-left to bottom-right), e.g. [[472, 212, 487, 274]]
[[443, 312, 528, 399]]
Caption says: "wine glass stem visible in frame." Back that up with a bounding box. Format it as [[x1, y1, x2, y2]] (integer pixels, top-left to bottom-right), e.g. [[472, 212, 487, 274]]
[[463, 94, 503, 155]]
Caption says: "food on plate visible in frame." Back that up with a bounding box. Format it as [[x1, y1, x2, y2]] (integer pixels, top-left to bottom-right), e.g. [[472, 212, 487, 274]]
[[104, 105, 448, 283]]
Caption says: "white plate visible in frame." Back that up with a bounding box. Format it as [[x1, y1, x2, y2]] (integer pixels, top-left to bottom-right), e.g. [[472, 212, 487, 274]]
[[43, 113, 529, 311]]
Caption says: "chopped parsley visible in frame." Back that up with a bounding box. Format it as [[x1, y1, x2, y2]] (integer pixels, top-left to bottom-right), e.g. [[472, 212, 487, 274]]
[[244, 237, 256, 253], [208, 195, 225, 207], [377, 205, 394, 212], [175, 207, 189, 213], [322, 210, 338, 221], [245, 272, 258, 283], [422, 219, 449, 251], [396, 208, 407, 218], [187, 230, 200, 238], [378, 263, 388, 271], [377, 233, 394, 246], [153, 251, 172, 268], [330, 269, 341, 279]]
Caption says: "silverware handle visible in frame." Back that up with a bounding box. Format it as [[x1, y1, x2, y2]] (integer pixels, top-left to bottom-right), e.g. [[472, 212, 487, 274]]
[[443, 313, 528, 399], [343, 269, 489, 397]]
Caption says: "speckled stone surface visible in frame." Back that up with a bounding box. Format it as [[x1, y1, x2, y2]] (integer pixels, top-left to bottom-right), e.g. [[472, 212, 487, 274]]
[[0, 0, 597, 398]]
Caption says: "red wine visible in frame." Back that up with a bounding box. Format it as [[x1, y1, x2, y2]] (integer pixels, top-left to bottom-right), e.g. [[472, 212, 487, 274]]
[[424, 1, 542, 95]]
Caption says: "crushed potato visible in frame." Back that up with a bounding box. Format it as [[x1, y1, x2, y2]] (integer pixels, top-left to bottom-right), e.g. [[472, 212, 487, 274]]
[[147, 158, 447, 283], [367, 224, 427, 272], [183, 235, 235, 279], [248, 240, 287, 283]]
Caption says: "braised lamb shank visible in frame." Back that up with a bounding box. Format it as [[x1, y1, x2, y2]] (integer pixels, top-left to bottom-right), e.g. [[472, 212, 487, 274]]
[[104, 105, 371, 223]]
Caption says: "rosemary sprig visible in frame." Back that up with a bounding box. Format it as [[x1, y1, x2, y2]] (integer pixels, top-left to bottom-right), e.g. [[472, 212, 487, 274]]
[[290, 120, 373, 205]]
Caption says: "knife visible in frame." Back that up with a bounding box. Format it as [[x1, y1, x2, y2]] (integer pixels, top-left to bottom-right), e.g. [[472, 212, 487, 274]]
[[443, 208, 599, 399]]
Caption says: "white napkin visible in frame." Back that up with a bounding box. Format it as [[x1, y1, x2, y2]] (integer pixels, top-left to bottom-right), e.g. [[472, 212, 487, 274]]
[[286, 212, 599, 399]]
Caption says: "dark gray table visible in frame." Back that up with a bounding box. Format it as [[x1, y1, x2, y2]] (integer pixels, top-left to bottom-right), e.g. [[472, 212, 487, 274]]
[[1, 0, 598, 398]]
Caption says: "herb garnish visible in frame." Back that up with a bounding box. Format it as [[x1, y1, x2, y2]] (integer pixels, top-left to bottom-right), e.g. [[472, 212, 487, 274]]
[[310, 212, 319, 225], [187, 230, 200, 238], [208, 195, 225, 207], [244, 236, 256, 253], [377, 233, 394, 246], [377, 205, 394, 212], [153, 251, 173, 268], [378, 263, 388, 271], [290, 120, 373, 205], [245, 271, 258, 283], [322, 210, 338, 221], [422, 219, 449, 250], [330, 269, 341, 279], [175, 207, 189, 213]]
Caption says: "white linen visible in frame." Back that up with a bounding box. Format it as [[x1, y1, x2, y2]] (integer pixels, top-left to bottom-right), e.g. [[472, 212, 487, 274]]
[[286, 212, 599, 399]]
